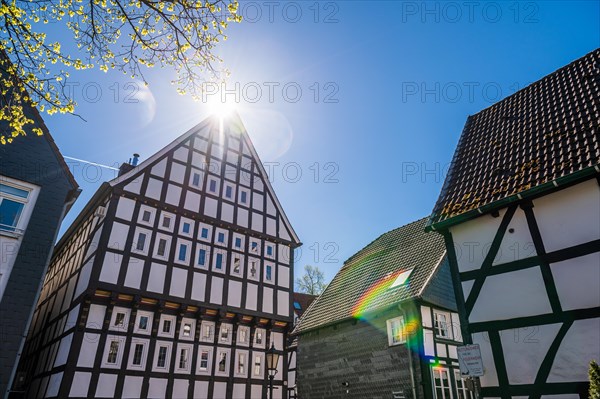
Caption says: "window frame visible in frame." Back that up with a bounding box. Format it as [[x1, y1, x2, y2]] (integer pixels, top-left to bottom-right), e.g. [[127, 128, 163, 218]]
[[153, 341, 172, 372], [433, 310, 453, 340], [102, 336, 126, 368], [157, 314, 176, 338], [386, 316, 406, 346], [127, 338, 149, 370], [133, 310, 153, 335]]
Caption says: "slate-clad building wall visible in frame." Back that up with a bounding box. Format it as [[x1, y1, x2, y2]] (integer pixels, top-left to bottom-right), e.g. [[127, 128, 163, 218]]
[[15, 115, 301, 398], [0, 98, 79, 398]]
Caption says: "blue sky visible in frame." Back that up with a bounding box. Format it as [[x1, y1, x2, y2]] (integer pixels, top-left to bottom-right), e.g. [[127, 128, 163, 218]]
[[45, 1, 599, 284]]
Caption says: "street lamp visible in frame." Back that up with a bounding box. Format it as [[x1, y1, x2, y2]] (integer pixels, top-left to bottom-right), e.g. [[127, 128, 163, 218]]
[[266, 344, 280, 399]]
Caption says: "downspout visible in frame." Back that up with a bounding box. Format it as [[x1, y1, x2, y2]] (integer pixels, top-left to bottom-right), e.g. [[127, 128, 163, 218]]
[[4, 188, 81, 399], [400, 304, 418, 399]]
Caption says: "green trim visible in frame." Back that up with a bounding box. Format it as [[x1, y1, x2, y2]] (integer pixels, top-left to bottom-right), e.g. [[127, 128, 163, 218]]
[[529, 319, 574, 399], [426, 166, 600, 232], [469, 307, 600, 333], [464, 205, 517, 316], [522, 204, 562, 314], [488, 330, 510, 399]]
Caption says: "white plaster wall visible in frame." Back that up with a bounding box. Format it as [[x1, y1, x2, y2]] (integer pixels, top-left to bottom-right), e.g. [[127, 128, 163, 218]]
[[213, 382, 227, 397], [450, 312, 462, 342], [228, 280, 242, 307], [124, 176, 143, 194], [551, 252, 600, 311], [151, 158, 167, 178], [122, 376, 143, 398], [124, 257, 144, 289], [86, 304, 106, 329], [99, 252, 122, 284], [470, 267, 552, 323], [69, 372, 91, 397], [277, 290, 289, 317], [279, 218, 291, 241], [263, 287, 273, 314], [107, 222, 129, 251], [210, 276, 223, 304], [278, 265, 290, 289], [170, 162, 186, 184], [115, 196, 136, 220], [204, 197, 218, 218], [191, 272, 206, 302], [246, 283, 258, 310], [172, 379, 189, 397], [232, 384, 246, 398], [169, 267, 187, 298], [45, 372, 63, 398], [500, 323, 561, 385], [145, 178, 163, 200], [95, 373, 117, 398], [53, 333, 72, 367], [492, 207, 537, 266], [450, 209, 507, 272], [471, 332, 498, 387], [148, 378, 168, 397], [251, 384, 263, 398], [548, 318, 600, 383], [193, 381, 209, 399], [184, 191, 201, 212], [534, 179, 600, 253], [147, 263, 166, 293]]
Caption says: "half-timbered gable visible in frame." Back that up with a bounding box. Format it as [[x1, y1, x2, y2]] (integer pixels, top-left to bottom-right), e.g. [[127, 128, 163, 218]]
[[16, 114, 301, 398], [295, 218, 469, 399], [427, 48, 600, 398]]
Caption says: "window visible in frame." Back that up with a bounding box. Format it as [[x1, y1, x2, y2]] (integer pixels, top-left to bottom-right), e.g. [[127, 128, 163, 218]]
[[209, 179, 217, 193], [136, 233, 146, 251], [434, 311, 451, 339], [132, 343, 144, 365], [237, 353, 246, 374], [225, 185, 233, 199], [201, 227, 209, 239], [218, 352, 227, 372], [182, 222, 191, 234], [251, 242, 258, 253], [163, 320, 172, 334], [386, 317, 405, 346], [158, 315, 176, 338], [157, 239, 167, 256], [107, 341, 120, 364], [433, 367, 452, 399], [162, 216, 171, 228], [198, 249, 206, 266], [255, 330, 263, 345], [234, 237, 242, 248], [254, 355, 261, 375], [293, 302, 301, 310], [220, 325, 230, 341], [192, 172, 201, 187], [141, 210, 151, 222], [265, 265, 273, 281], [266, 245, 273, 256], [217, 232, 225, 243], [249, 261, 257, 278], [179, 348, 189, 369], [138, 316, 149, 330], [183, 323, 192, 337], [157, 346, 168, 368], [199, 350, 210, 370], [114, 313, 126, 328], [215, 253, 223, 270], [454, 370, 473, 399], [233, 257, 241, 274], [240, 190, 248, 204], [239, 328, 248, 344], [203, 324, 213, 341], [0, 182, 33, 233], [390, 268, 413, 288], [178, 244, 188, 261]]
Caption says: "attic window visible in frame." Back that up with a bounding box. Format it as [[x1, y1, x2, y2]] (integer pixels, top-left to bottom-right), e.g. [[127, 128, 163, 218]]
[[390, 269, 413, 288], [293, 302, 301, 310]]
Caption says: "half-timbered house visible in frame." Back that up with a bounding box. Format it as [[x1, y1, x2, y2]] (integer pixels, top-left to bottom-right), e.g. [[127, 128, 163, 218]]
[[427, 48, 600, 397], [295, 218, 471, 399], [14, 114, 301, 398], [287, 293, 317, 398]]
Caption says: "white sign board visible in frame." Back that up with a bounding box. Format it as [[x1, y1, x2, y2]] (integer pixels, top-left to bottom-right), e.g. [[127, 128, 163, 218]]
[[457, 344, 484, 377]]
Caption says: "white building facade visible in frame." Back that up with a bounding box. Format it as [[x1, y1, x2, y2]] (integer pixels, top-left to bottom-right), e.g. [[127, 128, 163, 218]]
[[16, 115, 301, 398]]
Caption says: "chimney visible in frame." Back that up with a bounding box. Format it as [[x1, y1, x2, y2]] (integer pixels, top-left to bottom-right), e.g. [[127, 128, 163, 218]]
[[118, 153, 140, 177]]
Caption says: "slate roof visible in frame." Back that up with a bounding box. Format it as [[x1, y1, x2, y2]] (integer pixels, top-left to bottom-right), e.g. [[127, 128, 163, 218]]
[[428, 48, 600, 228], [293, 293, 317, 318], [296, 218, 446, 333]]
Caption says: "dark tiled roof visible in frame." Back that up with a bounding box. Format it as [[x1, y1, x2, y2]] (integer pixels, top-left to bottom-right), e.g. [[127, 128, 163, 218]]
[[293, 292, 317, 317], [297, 218, 446, 333], [429, 49, 600, 227]]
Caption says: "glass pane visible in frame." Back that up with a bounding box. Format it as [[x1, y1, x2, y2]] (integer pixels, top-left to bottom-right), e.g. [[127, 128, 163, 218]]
[[0, 199, 24, 229], [0, 184, 29, 198]]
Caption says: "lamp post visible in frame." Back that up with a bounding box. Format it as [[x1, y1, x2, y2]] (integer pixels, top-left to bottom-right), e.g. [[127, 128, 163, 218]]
[[266, 343, 280, 399]]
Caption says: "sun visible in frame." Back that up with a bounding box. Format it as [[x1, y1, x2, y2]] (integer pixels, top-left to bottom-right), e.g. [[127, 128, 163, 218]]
[[206, 96, 237, 119]]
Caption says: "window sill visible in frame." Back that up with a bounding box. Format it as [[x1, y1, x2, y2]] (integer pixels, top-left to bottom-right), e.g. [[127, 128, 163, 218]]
[[0, 227, 24, 239]]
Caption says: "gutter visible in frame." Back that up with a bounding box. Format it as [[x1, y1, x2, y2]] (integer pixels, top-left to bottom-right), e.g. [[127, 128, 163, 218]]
[[426, 164, 600, 232], [4, 188, 81, 399]]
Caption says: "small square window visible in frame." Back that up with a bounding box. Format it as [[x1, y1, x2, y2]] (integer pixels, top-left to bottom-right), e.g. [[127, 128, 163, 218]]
[[266, 245, 273, 256], [201, 228, 209, 239], [178, 244, 188, 261], [209, 179, 217, 193], [107, 340, 120, 364], [138, 316, 148, 330], [225, 185, 233, 199], [192, 173, 201, 187], [215, 253, 223, 270], [218, 352, 227, 372], [220, 326, 229, 341], [434, 311, 453, 340], [136, 233, 146, 251], [254, 355, 261, 376], [198, 249, 207, 266], [217, 232, 225, 243], [157, 239, 167, 256], [182, 222, 191, 234], [163, 320, 172, 333], [293, 302, 301, 310], [234, 237, 242, 248], [386, 317, 405, 346], [157, 346, 169, 368], [183, 323, 192, 337], [233, 258, 241, 274], [265, 265, 272, 281], [199, 350, 210, 370], [142, 210, 151, 222], [240, 191, 248, 204], [114, 313, 126, 327], [162, 216, 171, 228], [132, 343, 144, 365]]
